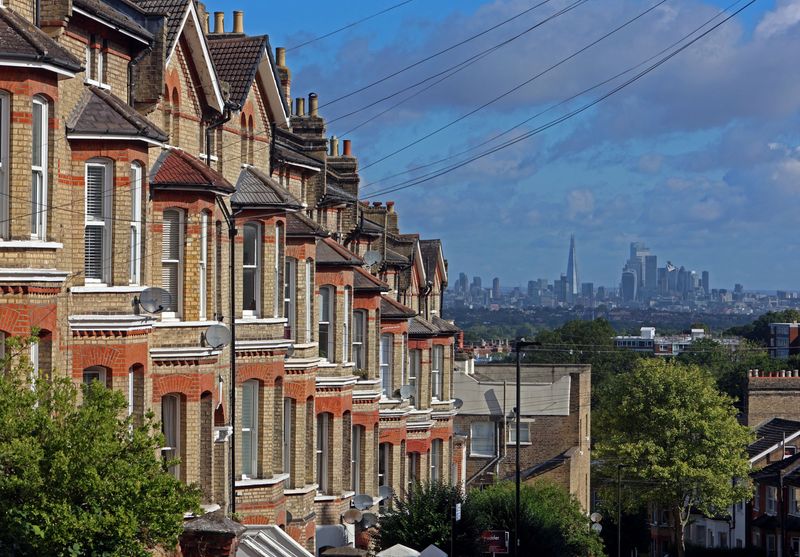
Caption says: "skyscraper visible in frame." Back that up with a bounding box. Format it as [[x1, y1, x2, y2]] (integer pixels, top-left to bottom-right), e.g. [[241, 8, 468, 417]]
[[492, 277, 501, 300], [566, 235, 579, 303]]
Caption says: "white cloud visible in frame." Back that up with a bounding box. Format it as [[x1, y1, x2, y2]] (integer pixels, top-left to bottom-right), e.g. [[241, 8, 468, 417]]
[[755, 0, 800, 38]]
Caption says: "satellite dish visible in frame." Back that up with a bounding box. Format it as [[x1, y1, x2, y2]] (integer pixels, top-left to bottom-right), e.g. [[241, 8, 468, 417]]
[[286, 511, 293, 523], [284, 344, 295, 358], [360, 512, 378, 528], [363, 250, 381, 268], [205, 323, 231, 349], [378, 485, 393, 500], [353, 494, 373, 510], [591, 523, 603, 533], [453, 398, 464, 410], [590, 512, 603, 523], [138, 287, 170, 314], [400, 385, 414, 399], [342, 509, 362, 524]]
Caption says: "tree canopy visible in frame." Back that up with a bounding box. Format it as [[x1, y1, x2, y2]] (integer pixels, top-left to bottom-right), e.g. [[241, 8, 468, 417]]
[[0, 336, 200, 556], [725, 309, 800, 344], [594, 359, 752, 557]]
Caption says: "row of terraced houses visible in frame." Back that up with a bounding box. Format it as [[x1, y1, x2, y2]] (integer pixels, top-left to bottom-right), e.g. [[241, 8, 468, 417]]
[[0, 0, 461, 553]]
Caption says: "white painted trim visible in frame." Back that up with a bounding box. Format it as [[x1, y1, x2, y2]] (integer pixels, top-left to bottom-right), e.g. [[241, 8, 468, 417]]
[[235, 338, 293, 351], [257, 49, 289, 128], [153, 319, 218, 328], [751, 429, 800, 463], [84, 78, 112, 90], [235, 316, 287, 325], [291, 342, 318, 350], [150, 346, 222, 359], [236, 473, 290, 488], [0, 268, 69, 282], [315, 375, 358, 388], [0, 240, 62, 249], [285, 160, 321, 173], [67, 133, 165, 147], [71, 285, 146, 294], [284, 483, 319, 496], [407, 420, 434, 431], [379, 408, 410, 418], [284, 356, 324, 369], [0, 60, 77, 77], [352, 390, 382, 401], [72, 6, 151, 45], [69, 314, 155, 332]]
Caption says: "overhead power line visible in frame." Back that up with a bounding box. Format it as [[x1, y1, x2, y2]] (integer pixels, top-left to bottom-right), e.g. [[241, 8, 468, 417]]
[[286, 0, 416, 51]]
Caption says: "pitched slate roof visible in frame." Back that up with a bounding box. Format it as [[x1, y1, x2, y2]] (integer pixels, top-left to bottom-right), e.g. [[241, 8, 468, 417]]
[[353, 267, 390, 293], [150, 149, 234, 194], [133, 0, 189, 53], [0, 8, 82, 73], [67, 86, 167, 142], [419, 239, 446, 284], [749, 418, 800, 459], [384, 248, 410, 265], [274, 143, 323, 171], [431, 315, 460, 334], [751, 451, 800, 485], [207, 34, 266, 108], [380, 296, 416, 320], [286, 212, 328, 238], [232, 167, 302, 210], [357, 216, 384, 237], [319, 183, 356, 206], [316, 238, 363, 266], [409, 315, 440, 336], [73, 0, 153, 40]]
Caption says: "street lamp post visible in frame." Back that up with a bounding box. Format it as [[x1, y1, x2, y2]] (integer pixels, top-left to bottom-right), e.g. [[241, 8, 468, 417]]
[[513, 339, 539, 556]]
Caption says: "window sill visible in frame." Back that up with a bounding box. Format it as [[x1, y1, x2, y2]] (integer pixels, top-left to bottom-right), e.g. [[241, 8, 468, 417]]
[[236, 473, 289, 488], [71, 284, 146, 294], [469, 453, 497, 459], [84, 79, 111, 90], [0, 240, 63, 249], [506, 441, 532, 446], [199, 154, 219, 162], [235, 316, 287, 325]]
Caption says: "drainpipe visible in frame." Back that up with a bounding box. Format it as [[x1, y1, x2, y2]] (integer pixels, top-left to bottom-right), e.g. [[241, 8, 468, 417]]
[[128, 45, 153, 107], [206, 102, 238, 167]]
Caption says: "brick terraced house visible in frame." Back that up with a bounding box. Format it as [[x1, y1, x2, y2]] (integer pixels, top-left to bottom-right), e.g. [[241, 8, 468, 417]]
[[0, 1, 459, 554]]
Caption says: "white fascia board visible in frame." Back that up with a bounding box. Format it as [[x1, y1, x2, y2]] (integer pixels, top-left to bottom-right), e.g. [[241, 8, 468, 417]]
[[0, 240, 63, 249], [235, 338, 293, 352], [285, 160, 321, 173], [751, 429, 800, 463], [352, 390, 382, 401], [0, 60, 76, 78], [69, 314, 155, 332], [72, 6, 150, 45], [0, 268, 69, 282], [407, 420, 434, 431], [150, 346, 221, 360], [257, 51, 290, 128], [67, 133, 165, 147], [315, 375, 358, 388]]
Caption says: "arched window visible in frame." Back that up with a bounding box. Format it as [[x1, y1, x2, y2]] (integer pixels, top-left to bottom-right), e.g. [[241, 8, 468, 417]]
[[379, 442, 391, 489], [170, 88, 179, 144], [0, 90, 8, 239], [241, 379, 259, 479], [430, 439, 442, 482], [316, 412, 331, 493], [351, 424, 364, 492], [128, 364, 144, 424], [129, 162, 143, 285], [163, 85, 171, 137], [242, 222, 261, 317], [240, 114, 247, 163], [31, 96, 48, 240], [318, 286, 334, 360], [282, 397, 293, 475], [161, 208, 183, 317], [247, 115, 255, 164]]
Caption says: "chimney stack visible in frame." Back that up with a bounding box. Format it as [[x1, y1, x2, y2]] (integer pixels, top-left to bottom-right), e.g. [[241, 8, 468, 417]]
[[276, 47, 286, 67], [275, 48, 291, 109], [202, 12, 210, 34], [386, 201, 395, 213], [308, 92, 318, 117], [295, 97, 305, 116], [342, 139, 352, 157], [214, 11, 224, 34], [329, 136, 339, 157], [233, 11, 244, 33]]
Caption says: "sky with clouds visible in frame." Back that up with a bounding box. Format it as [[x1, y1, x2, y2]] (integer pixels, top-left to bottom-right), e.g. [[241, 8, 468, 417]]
[[207, 0, 800, 290]]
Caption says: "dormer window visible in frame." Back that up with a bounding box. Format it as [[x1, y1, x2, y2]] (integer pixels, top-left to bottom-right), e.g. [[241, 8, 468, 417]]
[[85, 37, 108, 88]]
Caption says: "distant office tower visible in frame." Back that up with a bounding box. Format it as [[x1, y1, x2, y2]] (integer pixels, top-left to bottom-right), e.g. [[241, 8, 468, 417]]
[[735, 283, 744, 294], [701, 271, 709, 295], [492, 277, 501, 300], [527, 280, 536, 299], [473, 276, 482, 289], [665, 262, 677, 293], [621, 270, 637, 302], [581, 282, 594, 298], [458, 272, 468, 293], [554, 275, 568, 303], [644, 255, 657, 292], [597, 286, 606, 300], [566, 235, 579, 303]]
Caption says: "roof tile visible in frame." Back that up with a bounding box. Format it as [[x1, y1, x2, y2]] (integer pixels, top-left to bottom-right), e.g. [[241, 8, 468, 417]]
[[0, 8, 82, 73], [232, 167, 302, 210], [316, 238, 363, 266], [151, 149, 234, 194], [207, 35, 266, 108], [67, 85, 167, 142]]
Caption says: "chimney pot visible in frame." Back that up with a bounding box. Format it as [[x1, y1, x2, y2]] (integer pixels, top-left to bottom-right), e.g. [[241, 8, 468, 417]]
[[203, 12, 210, 34], [372, 202, 382, 208], [295, 97, 305, 116], [386, 201, 395, 213], [276, 47, 286, 67], [343, 139, 352, 156], [233, 10, 244, 33], [214, 11, 224, 33], [309, 92, 319, 117], [329, 136, 339, 157]]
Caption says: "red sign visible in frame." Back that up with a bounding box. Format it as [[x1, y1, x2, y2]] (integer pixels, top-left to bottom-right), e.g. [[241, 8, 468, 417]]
[[480, 530, 509, 554]]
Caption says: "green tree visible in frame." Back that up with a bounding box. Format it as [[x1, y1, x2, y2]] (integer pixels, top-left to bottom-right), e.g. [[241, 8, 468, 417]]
[[377, 481, 478, 555], [0, 335, 200, 556], [594, 359, 752, 557], [725, 309, 800, 344], [465, 481, 603, 557]]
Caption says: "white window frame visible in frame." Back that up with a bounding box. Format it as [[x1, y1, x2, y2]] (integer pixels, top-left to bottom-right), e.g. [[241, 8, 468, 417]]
[[342, 287, 351, 363], [407, 451, 418, 492], [84, 38, 109, 89], [242, 222, 261, 318], [353, 310, 366, 371], [284, 257, 297, 338], [430, 439, 442, 482], [318, 286, 334, 361], [351, 425, 362, 493], [470, 422, 496, 458], [161, 209, 183, 318], [241, 379, 259, 479], [129, 163, 143, 285], [408, 349, 421, 406], [304, 260, 312, 342], [84, 160, 112, 283], [790, 487, 800, 516], [161, 394, 180, 478], [30, 341, 39, 384], [283, 398, 292, 475], [508, 422, 532, 444], [31, 96, 48, 240], [83, 365, 106, 386], [431, 345, 443, 400], [400, 333, 407, 385], [317, 413, 330, 493], [379, 443, 390, 488], [128, 367, 135, 417], [379, 333, 393, 397], [198, 211, 209, 319], [0, 91, 8, 239], [766, 485, 777, 515], [273, 224, 282, 317]]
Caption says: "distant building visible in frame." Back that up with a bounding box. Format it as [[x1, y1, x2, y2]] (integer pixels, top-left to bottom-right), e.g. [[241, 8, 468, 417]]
[[492, 277, 501, 300], [702, 270, 710, 295], [768, 323, 800, 358], [621, 269, 637, 302], [614, 327, 713, 357], [566, 235, 579, 303], [453, 361, 591, 511]]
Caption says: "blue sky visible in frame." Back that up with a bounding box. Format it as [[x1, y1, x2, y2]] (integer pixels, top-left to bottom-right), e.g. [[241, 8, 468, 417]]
[[206, 0, 800, 290]]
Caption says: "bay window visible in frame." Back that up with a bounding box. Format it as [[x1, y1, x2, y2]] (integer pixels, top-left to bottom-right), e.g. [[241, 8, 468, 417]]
[[432, 345, 444, 400], [351, 425, 364, 492], [380, 334, 393, 396], [31, 96, 48, 240], [241, 380, 259, 479], [353, 310, 366, 370], [161, 209, 183, 316], [161, 394, 180, 478], [409, 349, 421, 406], [317, 413, 331, 493], [379, 443, 391, 488], [273, 223, 283, 317], [198, 211, 209, 319], [343, 286, 351, 362], [129, 163, 143, 285], [284, 258, 297, 338], [85, 160, 112, 282], [243, 223, 261, 317], [318, 286, 334, 360], [305, 260, 312, 342], [283, 398, 292, 475], [430, 439, 442, 482]]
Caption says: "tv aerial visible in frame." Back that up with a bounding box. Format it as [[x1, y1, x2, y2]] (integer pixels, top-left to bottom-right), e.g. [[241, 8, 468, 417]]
[[204, 323, 231, 350], [353, 494, 373, 511], [136, 287, 170, 314]]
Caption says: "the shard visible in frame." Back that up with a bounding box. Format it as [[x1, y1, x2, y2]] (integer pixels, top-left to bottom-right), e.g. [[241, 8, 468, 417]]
[[566, 234, 579, 303]]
